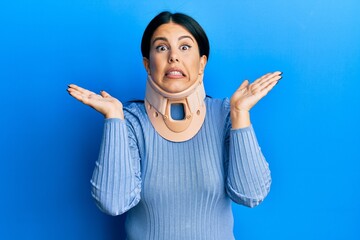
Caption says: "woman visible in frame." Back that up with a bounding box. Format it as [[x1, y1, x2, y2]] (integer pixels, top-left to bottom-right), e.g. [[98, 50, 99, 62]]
[[68, 11, 281, 240]]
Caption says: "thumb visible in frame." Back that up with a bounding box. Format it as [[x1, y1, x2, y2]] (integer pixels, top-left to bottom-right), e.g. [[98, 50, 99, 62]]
[[232, 79, 249, 101], [236, 80, 249, 92], [100, 90, 112, 98]]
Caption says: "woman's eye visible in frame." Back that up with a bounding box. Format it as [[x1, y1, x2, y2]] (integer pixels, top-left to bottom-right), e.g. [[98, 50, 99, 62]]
[[156, 45, 168, 52], [180, 45, 191, 51]]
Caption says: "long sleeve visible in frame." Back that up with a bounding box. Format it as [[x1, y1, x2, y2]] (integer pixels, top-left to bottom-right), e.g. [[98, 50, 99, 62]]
[[98, 99, 271, 239], [90, 118, 142, 216], [226, 125, 272, 208]]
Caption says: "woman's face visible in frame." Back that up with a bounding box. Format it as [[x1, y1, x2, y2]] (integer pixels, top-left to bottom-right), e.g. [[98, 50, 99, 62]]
[[143, 22, 207, 93]]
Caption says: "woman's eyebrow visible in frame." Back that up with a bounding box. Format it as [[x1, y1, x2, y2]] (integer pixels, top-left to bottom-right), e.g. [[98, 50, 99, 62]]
[[152, 35, 194, 45], [152, 37, 168, 45], [178, 35, 194, 42]]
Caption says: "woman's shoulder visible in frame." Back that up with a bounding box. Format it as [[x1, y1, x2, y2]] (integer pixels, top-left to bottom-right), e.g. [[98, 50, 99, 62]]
[[123, 100, 147, 120], [205, 96, 231, 112], [123, 100, 145, 110]]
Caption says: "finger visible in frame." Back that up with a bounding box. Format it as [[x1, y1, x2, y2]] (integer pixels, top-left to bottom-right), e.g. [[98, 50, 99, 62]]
[[257, 71, 282, 86], [67, 89, 86, 103], [258, 75, 282, 90], [250, 73, 274, 93], [253, 72, 274, 85], [258, 80, 278, 97], [253, 71, 282, 85], [68, 88, 101, 107], [236, 80, 249, 91], [68, 84, 86, 93], [251, 74, 282, 92], [100, 90, 112, 98], [67, 87, 82, 97], [231, 80, 249, 101], [67, 87, 93, 101], [68, 84, 96, 96]]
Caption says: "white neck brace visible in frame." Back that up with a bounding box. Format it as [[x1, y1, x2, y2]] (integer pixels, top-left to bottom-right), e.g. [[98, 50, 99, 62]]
[[145, 76, 206, 142]]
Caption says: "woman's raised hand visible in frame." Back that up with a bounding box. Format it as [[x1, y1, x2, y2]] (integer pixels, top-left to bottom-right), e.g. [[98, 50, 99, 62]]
[[230, 71, 282, 112], [67, 84, 124, 119]]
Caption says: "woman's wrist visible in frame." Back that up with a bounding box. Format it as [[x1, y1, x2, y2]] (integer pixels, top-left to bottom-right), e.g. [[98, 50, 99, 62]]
[[105, 110, 124, 119], [230, 109, 251, 129]]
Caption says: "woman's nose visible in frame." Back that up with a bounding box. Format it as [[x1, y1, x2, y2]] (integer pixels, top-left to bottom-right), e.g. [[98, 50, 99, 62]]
[[168, 51, 179, 63]]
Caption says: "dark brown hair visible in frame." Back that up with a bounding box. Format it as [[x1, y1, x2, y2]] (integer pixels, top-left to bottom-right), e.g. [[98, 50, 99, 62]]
[[141, 11, 210, 60]]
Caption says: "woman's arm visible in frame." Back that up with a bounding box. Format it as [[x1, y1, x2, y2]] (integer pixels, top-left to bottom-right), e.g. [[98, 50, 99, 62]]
[[67, 85, 141, 215], [90, 118, 141, 215], [225, 71, 281, 207], [226, 125, 271, 207]]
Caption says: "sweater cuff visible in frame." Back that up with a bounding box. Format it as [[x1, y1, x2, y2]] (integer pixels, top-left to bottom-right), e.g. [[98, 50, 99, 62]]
[[230, 124, 255, 135], [104, 118, 125, 123]]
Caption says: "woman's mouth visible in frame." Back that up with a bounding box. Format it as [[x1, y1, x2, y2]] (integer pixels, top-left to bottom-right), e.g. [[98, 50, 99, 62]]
[[165, 70, 185, 78]]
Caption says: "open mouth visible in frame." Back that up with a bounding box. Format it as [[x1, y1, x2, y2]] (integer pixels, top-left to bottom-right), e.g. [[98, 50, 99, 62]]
[[165, 69, 185, 77]]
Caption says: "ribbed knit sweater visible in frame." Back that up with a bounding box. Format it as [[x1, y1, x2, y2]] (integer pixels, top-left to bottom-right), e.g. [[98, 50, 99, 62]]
[[90, 97, 271, 240]]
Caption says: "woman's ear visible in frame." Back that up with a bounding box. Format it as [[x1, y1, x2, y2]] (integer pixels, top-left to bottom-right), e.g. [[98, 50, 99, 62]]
[[199, 55, 207, 75], [143, 57, 151, 75]]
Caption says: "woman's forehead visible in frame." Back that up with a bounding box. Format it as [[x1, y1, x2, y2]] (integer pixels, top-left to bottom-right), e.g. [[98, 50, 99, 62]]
[[151, 23, 194, 41]]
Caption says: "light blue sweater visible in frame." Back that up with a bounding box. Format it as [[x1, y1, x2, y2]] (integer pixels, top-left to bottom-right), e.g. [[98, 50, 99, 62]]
[[91, 97, 271, 240]]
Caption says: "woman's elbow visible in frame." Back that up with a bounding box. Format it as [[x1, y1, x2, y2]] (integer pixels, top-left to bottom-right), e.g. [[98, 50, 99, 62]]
[[90, 182, 141, 216], [227, 182, 271, 208], [91, 191, 141, 216], [94, 198, 122, 216], [243, 191, 270, 208]]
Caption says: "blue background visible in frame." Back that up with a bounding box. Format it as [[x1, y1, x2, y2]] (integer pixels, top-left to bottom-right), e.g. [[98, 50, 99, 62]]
[[1, 0, 359, 239]]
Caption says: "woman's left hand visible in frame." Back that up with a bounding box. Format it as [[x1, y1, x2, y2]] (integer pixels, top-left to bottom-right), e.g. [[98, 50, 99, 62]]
[[230, 71, 282, 112]]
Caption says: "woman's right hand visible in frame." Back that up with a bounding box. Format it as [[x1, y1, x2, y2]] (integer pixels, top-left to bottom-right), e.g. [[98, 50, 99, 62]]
[[67, 84, 124, 119]]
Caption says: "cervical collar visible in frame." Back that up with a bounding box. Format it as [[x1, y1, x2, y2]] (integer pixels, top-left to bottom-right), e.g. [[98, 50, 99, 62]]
[[145, 76, 206, 142]]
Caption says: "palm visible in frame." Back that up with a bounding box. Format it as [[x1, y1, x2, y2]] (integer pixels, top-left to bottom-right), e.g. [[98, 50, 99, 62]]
[[230, 71, 282, 111], [67, 84, 123, 118]]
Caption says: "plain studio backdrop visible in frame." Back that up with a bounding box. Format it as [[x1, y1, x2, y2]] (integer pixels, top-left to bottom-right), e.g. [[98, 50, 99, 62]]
[[0, 0, 359, 239]]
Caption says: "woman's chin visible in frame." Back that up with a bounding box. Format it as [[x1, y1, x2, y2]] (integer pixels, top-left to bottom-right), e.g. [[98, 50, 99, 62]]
[[157, 82, 187, 93]]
